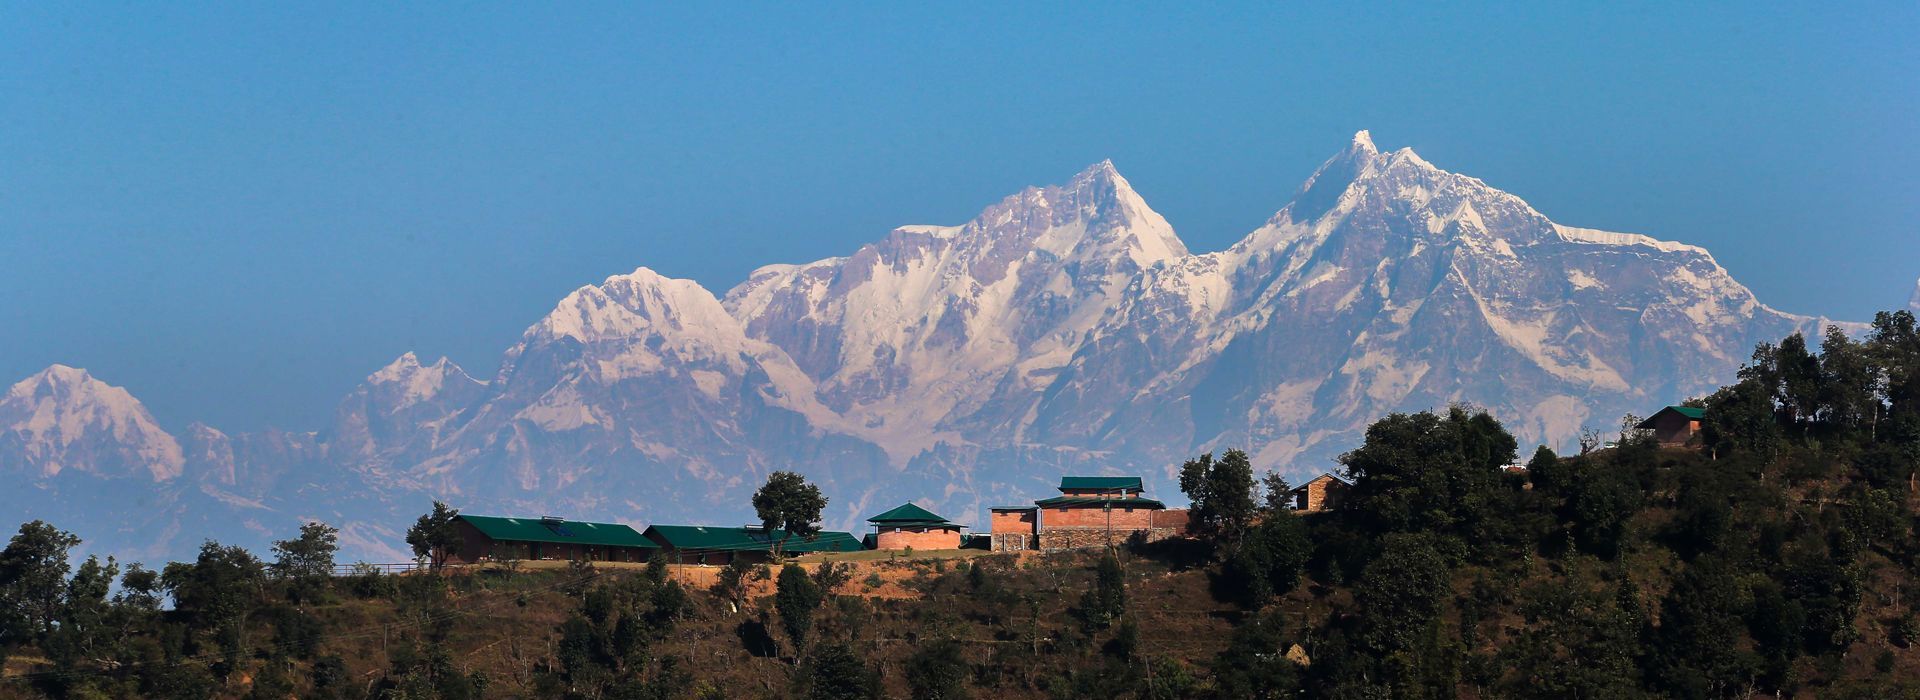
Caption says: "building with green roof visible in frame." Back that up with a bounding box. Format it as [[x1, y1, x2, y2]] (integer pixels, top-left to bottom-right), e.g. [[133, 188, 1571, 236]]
[[1057, 476, 1145, 495], [986, 474, 1189, 553], [867, 502, 964, 550], [642, 524, 864, 564], [1636, 405, 1706, 447], [449, 514, 656, 565]]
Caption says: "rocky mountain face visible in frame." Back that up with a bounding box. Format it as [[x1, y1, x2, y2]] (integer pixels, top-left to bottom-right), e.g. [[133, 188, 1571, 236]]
[[0, 133, 1879, 562]]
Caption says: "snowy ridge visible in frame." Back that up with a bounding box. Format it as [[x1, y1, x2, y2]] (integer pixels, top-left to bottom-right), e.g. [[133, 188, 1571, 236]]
[[3, 130, 1907, 563], [1554, 224, 1714, 257], [0, 365, 184, 480]]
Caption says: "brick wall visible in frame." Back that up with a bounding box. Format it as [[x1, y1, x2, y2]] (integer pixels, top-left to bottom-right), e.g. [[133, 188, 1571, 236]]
[[991, 509, 1036, 535], [874, 528, 962, 551], [1151, 509, 1191, 530], [1041, 505, 1156, 529]]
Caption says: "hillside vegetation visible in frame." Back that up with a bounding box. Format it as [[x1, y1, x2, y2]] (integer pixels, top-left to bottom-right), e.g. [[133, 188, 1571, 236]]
[[3, 310, 1920, 699]]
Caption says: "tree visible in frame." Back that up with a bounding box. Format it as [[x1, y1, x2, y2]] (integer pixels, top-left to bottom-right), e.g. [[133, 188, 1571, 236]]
[[1353, 532, 1454, 657], [754, 471, 827, 557], [406, 501, 464, 570], [1702, 379, 1781, 459], [714, 558, 756, 612], [1261, 471, 1294, 513], [41, 554, 118, 680], [273, 521, 339, 602], [1211, 611, 1302, 698], [1218, 513, 1312, 607], [162, 540, 267, 675], [1178, 449, 1259, 546], [1339, 407, 1515, 547], [802, 641, 879, 700], [1078, 552, 1127, 631], [0, 520, 81, 644], [776, 563, 824, 656], [905, 638, 971, 700], [1561, 459, 1643, 558], [1650, 557, 1756, 697]]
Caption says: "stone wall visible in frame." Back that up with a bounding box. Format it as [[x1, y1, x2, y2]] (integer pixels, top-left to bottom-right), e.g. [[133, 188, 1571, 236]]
[[1037, 526, 1184, 552], [990, 533, 1033, 552]]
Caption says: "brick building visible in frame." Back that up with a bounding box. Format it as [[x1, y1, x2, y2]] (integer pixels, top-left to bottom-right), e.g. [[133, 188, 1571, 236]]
[[1289, 473, 1350, 513], [447, 514, 658, 565], [1636, 405, 1705, 447], [990, 476, 1190, 552], [988, 506, 1038, 552], [867, 502, 964, 550]]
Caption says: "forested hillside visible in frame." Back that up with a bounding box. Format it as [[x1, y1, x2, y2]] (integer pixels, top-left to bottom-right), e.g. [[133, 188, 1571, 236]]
[[2, 310, 1919, 699]]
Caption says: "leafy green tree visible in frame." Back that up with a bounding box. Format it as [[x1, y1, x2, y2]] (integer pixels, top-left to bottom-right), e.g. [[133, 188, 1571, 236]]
[[1218, 512, 1312, 607], [1561, 459, 1643, 558], [272, 521, 339, 602], [1820, 326, 1883, 432], [406, 501, 464, 569], [162, 540, 267, 675], [1353, 532, 1455, 657], [1650, 557, 1756, 697], [1078, 552, 1127, 631], [1210, 611, 1302, 699], [1702, 379, 1781, 459], [802, 641, 879, 700], [309, 654, 351, 700], [39, 553, 120, 694], [1339, 406, 1515, 549], [1178, 449, 1259, 545], [776, 563, 824, 655], [754, 471, 827, 557], [1502, 578, 1648, 698], [713, 558, 756, 612], [905, 638, 971, 700], [1261, 471, 1294, 512], [0, 520, 81, 644]]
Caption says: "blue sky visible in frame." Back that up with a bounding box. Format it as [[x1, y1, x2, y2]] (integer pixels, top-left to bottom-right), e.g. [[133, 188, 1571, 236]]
[[3, 3, 1916, 432]]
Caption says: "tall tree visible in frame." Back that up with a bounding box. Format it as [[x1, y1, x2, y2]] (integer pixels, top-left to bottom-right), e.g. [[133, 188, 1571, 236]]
[[754, 471, 827, 557], [776, 563, 823, 656], [1178, 449, 1258, 546], [162, 540, 267, 675], [1078, 552, 1128, 631], [0, 520, 81, 643], [273, 521, 339, 602], [406, 501, 464, 570], [1339, 406, 1515, 543], [1260, 471, 1294, 513]]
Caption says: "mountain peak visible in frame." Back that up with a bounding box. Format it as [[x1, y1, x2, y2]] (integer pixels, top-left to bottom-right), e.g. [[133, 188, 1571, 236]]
[[1908, 276, 1920, 312], [1, 364, 185, 481], [1350, 129, 1378, 154]]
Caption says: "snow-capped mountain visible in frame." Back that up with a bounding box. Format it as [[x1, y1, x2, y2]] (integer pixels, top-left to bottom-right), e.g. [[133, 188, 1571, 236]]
[[0, 365, 183, 481], [0, 132, 1894, 562]]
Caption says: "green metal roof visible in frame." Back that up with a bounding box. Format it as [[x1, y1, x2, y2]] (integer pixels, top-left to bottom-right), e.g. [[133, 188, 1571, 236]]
[[1033, 495, 1165, 509], [1637, 405, 1706, 428], [1058, 476, 1144, 491], [458, 515, 657, 549], [642, 525, 864, 554], [867, 502, 950, 525]]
